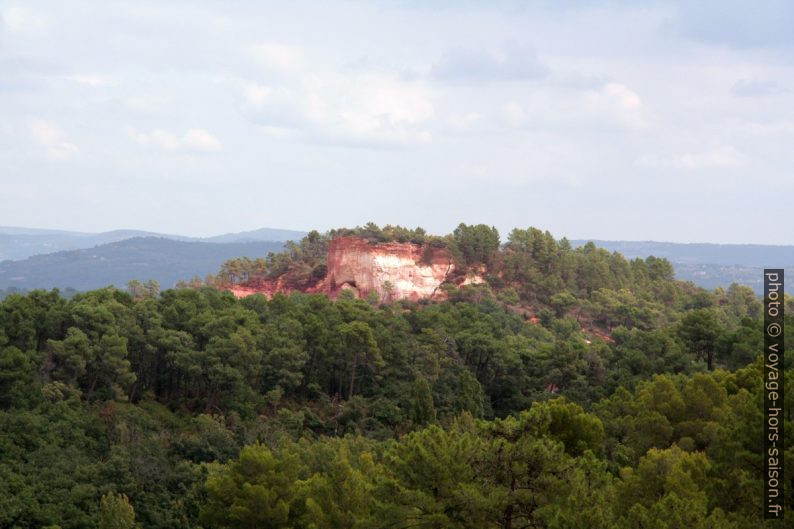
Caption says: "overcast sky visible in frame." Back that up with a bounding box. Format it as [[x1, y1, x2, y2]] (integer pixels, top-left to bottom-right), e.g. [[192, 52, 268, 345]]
[[1, 0, 793, 243]]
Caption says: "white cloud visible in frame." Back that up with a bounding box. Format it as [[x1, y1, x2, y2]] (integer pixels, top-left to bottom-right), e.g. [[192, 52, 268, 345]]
[[731, 78, 782, 97], [241, 72, 435, 145], [602, 83, 642, 110], [28, 120, 78, 160], [637, 146, 747, 170], [131, 129, 178, 150], [432, 44, 548, 83], [668, 0, 794, 49], [250, 43, 303, 71], [67, 74, 113, 87], [492, 83, 645, 133], [585, 82, 644, 129], [183, 128, 223, 151], [121, 95, 171, 113], [745, 120, 794, 136], [1, 6, 48, 34], [447, 111, 483, 131], [3, 1, 793, 243], [502, 102, 525, 127], [243, 83, 272, 108], [131, 128, 222, 152], [261, 126, 296, 140]]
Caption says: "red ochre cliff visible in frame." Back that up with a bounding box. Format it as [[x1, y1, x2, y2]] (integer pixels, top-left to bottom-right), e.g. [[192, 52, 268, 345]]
[[225, 236, 456, 301], [325, 236, 455, 301]]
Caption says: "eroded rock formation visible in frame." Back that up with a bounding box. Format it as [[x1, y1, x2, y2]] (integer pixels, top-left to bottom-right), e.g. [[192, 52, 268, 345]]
[[224, 236, 456, 301], [226, 275, 322, 299], [325, 236, 454, 301]]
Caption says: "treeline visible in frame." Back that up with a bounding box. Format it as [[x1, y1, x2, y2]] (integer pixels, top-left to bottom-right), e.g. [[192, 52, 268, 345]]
[[0, 286, 80, 301], [328, 223, 436, 245], [209, 230, 328, 285], [210, 222, 501, 285], [208, 223, 729, 319]]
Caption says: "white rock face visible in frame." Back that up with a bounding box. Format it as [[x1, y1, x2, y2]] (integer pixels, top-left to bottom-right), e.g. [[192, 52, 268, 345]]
[[223, 236, 458, 302], [327, 237, 454, 301]]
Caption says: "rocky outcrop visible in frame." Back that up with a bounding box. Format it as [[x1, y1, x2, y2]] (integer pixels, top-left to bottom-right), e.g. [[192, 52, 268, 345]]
[[225, 272, 325, 299], [224, 236, 456, 301], [325, 237, 454, 301]]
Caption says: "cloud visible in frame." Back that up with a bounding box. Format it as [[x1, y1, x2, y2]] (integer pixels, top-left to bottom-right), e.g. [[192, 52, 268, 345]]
[[243, 83, 271, 108], [432, 44, 548, 82], [447, 111, 483, 131], [594, 83, 641, 110], [731, 78, 782, 97], [1, 6, 48, 35], [28, 120, 78, 159], [502, 102, 525, 127], [67, 74, 113, 87], [2, 1, 793, 244], [668, 0, 794, 49], [250, 43, 303, 71], [182, 129, 223, 151], [745, 120, 794, 136], [584, 82, 643, 128], [241, 72, 435, 146], [131, 128, 222, 152], [120, 95, 171, 113], [637, 146, 747, 170]]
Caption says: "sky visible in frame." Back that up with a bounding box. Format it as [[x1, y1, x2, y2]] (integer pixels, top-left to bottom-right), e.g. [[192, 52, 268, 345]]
[[1, 0, 793, 244]]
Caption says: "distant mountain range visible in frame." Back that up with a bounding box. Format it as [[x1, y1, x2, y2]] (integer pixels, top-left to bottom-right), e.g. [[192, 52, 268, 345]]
[[0, 226, 306, 262], [0, 237, 285, 291], [571, 240, 794, 294]]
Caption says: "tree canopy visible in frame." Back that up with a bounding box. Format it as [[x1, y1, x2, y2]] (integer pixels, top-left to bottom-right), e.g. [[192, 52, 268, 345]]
[[0, 225, 789, 529]]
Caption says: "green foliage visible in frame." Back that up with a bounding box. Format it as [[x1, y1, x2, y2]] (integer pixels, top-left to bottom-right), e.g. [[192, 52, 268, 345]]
[[301, 445, 376, 529], [99, 493, 137, 529], [214, 224, 447, 287], [542, 397, 605, 457], [451, 223, 501, 267], [338, 320, 382, 400], [201, 444, 304, 528], [126, 280, 160, 301], [0, 345, 34, 406], [409, 377, 436, 426], [677, 308, 722, 370], [0, 229, 786, 529], [329, 222, 432, 245], [216, 230, 329, 285], [380, 424, 486, 527]]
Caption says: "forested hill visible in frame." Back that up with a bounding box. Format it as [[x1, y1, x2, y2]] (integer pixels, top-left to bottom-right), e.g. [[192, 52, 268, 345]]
[[571, 239, 794, 267], [571, 239, 794, 294], [3, 225, 789, 294], [0, 237, 284, 291], [1, 223, 792, 528]]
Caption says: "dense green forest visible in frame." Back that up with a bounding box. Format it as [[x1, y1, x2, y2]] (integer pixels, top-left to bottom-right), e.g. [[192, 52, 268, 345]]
[[1, 225, 792, 528]]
